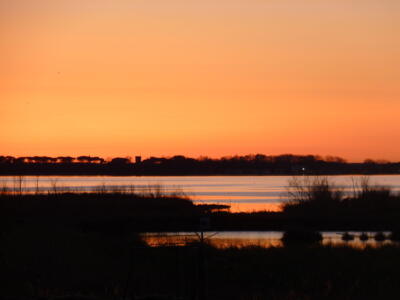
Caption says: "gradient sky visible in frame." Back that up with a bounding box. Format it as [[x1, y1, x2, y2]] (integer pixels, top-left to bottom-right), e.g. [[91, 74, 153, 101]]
[[1, 0, 399, 161]]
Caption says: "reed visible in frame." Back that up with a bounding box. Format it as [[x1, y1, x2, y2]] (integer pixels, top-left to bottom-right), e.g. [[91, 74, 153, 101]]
[[282, 176, 400, 218]]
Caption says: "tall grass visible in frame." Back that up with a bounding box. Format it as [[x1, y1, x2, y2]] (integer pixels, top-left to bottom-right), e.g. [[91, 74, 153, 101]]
[[0, 177, 189, 200], [0, 179, 195, 224], [283, 176, 400, 217], [0, 181, 7, 195]]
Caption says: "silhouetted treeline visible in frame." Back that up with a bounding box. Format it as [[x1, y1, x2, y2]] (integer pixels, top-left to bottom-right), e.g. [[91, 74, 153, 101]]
[[1, 154, 399, 175]]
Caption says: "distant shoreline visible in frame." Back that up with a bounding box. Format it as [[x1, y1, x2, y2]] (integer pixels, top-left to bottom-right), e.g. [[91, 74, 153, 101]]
[[1, 154, 399, 176], [1, 171, 400, 176]]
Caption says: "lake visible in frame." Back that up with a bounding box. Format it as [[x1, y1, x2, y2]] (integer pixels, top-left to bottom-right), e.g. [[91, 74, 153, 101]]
[[142, 231, 397, 249], [1, 175, 400, 212]]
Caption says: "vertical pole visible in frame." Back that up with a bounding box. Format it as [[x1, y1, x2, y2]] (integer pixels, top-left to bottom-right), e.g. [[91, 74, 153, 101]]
[[175, 247, 182, 299], [198, 230, 206, 300], [123, 246, 135, 300]]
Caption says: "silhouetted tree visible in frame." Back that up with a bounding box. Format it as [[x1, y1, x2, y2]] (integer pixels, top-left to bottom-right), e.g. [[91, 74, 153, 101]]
[[57, 156, 75, 164], [110, 157, 131, 165], [77, 156, 92, 163]]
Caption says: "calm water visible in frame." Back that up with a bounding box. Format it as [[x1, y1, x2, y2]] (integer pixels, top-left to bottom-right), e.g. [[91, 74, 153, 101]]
[[142, 231, 397, 249], [1, 175, 400, 212]]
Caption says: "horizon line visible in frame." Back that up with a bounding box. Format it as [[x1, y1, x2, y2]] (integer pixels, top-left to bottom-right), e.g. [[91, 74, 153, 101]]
[[0, 153, 397, 164]]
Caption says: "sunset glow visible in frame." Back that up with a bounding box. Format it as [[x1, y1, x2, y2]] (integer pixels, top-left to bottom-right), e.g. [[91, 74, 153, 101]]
[[1, 0, 399, 161]]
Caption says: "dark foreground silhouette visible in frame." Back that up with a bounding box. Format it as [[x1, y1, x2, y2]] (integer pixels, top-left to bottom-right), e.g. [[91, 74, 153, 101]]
[[2, 179, 400, 299], [2, 225, 400, 299], [1, 154, 400, 175]]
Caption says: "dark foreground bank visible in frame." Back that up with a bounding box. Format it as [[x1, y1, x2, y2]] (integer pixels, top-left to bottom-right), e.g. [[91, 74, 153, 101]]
[[2, 224, 400, 300], [2, 189, 400, 299]]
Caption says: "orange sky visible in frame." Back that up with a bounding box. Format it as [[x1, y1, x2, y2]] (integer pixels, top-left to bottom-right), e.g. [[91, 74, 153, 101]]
[[1, 0, 399, 162]]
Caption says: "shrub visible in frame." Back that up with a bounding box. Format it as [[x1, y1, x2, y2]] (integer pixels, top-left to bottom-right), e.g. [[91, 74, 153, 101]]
[[390, 231, 400, 241], [374, 232, 387, 242], [281, 229, 322, 246], [359, 232, 369, 241], [282, 176, 343, 216], [341, 232, 354, 241]]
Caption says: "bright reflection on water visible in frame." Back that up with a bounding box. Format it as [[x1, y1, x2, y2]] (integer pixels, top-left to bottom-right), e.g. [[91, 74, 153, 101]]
[[142, 231, 398, 249], [1, 175, 400, 212]]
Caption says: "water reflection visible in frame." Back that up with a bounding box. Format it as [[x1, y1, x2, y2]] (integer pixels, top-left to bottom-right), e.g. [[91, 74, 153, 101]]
[[142, 231, 398, 249]]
